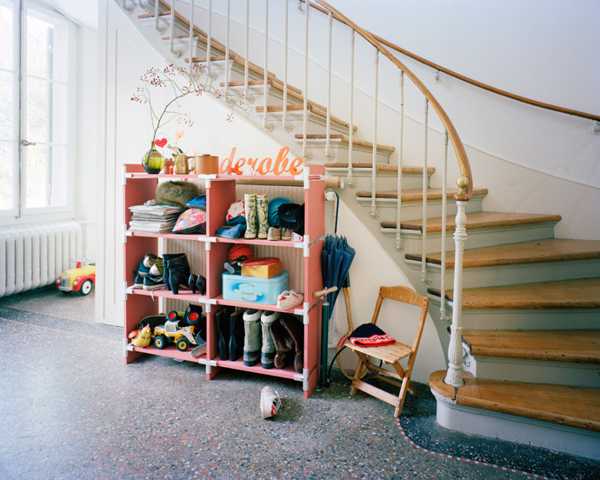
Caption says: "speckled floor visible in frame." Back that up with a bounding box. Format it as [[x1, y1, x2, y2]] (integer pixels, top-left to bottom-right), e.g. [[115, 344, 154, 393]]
[[0, 298, 598, 480]]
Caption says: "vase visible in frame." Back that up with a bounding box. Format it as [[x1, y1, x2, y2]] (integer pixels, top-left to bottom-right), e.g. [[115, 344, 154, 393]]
[[143, 149, 164, 174]]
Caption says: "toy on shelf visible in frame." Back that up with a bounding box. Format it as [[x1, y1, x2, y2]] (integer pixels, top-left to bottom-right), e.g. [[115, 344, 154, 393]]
[[56, 261, 96, 296], [131, 325, 152, 348]]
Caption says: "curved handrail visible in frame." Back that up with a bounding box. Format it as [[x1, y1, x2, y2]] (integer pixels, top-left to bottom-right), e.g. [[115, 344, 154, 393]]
[[313, 0, 473, 200]]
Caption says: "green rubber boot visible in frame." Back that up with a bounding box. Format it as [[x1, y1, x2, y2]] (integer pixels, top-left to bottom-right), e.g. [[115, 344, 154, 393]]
[[257, 194, 269, 240], [244, 193, 258, 239]]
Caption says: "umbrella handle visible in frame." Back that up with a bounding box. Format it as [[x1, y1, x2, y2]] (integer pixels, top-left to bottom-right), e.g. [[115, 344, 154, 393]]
[[314, 286, 338, 299]]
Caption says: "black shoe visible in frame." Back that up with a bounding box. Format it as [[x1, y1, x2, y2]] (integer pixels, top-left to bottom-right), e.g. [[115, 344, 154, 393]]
[[133, 273, 144, 289], [216, 309, 230, 360], [164, 253, 190, 295], [188, 273, 207, 295], [142, 274, 166, 291], [228, 310, 244, 361]]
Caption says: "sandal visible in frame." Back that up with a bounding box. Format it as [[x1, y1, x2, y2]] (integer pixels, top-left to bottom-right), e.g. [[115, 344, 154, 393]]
[[277, 290, 304, 310]]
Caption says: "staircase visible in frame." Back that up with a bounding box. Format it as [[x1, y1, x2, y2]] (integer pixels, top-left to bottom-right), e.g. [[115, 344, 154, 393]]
[[119, 0, 600, 460]]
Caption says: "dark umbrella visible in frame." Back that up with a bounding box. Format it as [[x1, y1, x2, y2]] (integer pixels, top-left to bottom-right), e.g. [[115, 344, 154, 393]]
[[320, 235, 355, 386]]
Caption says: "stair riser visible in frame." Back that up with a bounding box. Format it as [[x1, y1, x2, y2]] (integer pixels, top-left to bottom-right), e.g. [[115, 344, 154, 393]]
[[361, 196, 484, 224], [267, 112, 351, 136], [386, 222, 557, 254], [302, 144, 393, 165], [325, 169, 425, 190], [464, 354, 600, 388], [413, 258, 600, 289], [433, 391, 600, 461], [460, 308, 600, 330]]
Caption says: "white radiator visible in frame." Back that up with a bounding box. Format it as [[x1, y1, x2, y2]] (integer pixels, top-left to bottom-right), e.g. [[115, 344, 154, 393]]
[[0, 221, 82, 297]]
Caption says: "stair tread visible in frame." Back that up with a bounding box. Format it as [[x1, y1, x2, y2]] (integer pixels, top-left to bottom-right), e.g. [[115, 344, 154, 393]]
[[186, 55, 227, 63], [359, 187, 488, 202], [256, 104, 357, 132], [437, 278, 600, 309], [463, 330, 600, 363], [325, 162, 434, 175], [406, 239, 600, 268], [429, 370, 600, 432], [381, 211, 562, 233], [221, 79, 304, 98], [296, 134, 395, 153]]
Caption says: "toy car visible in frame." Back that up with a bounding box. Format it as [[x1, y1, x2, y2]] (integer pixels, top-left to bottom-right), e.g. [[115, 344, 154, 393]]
[[153, 319, 203, 351], [56, 261, 96, 296]]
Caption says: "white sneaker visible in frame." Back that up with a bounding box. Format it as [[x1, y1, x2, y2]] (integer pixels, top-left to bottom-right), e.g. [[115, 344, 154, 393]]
[[260, 386, 282, 419], [277, 290, 304, 310]]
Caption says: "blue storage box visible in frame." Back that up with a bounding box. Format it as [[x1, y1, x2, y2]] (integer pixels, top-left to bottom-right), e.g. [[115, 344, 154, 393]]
[[222, 271, 289, 305]]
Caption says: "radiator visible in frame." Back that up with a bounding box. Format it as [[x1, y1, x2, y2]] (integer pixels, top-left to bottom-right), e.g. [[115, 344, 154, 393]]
[[0, 221, 82, 297]]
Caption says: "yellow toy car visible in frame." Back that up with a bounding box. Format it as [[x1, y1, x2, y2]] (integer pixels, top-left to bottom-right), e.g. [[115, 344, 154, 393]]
[[153, 319, 200, 351], [56, 262, 96, 296]]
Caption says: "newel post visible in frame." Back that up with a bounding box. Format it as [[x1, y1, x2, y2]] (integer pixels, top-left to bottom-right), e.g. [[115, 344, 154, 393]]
[[444, 176, 469, 387]]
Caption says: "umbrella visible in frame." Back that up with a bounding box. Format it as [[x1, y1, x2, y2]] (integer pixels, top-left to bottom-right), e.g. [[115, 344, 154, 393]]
[[320, 235, 355, 386]]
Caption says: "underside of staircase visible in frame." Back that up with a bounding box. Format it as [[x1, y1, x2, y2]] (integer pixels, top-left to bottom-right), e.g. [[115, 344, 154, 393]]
[[123, 0, 600, 461]]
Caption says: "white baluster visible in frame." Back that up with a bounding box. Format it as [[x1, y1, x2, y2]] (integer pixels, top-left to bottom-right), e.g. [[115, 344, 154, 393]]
[[347, 29, 355, 186], [370, 51, 379, 217], [206, 0, 212, 77], [302, 2, 310, 158], [263, 0, 269, 128], [224, 0, 231, 99], [282, 0, 289, 129], [154, 0, 160, 30], [244, 0, 250, 98], [325, 11, 333, 158], [169, 0, 175, 53], [444, 178, 469, 388], [440, 131, 449, 321], [421, 99, 429, 282], [395, 71, 405, 250], [188, 0, 195, 73]]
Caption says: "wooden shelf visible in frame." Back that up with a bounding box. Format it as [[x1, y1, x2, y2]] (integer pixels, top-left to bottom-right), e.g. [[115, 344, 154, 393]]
[[215, 358, 303, 382], [128, 344, 207, 364], [127, 230, 211, 242], [127, 286, 209, 304], [214, 236, 303, 249], [215, 295, 305, 316]]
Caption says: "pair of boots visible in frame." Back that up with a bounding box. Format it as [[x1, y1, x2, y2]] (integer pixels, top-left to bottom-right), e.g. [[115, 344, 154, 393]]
[[243, 311, 303, 372], [244, 194, 269, 240], [163, 253, 206, 295], [216, 308, 244, 361]]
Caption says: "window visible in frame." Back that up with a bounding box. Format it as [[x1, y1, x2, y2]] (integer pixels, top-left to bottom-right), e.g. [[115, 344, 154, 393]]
[[0, 0, 75, 219]]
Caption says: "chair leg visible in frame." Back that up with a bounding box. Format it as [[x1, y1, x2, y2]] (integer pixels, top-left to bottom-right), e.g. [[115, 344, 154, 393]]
[[350, 357, 367, 396], [394, 374, 411, 418]]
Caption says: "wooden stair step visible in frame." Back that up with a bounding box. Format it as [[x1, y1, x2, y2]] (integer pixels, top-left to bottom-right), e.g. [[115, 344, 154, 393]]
[[256, 104, 357, 132], [221, 79, 304, 98], [325, 162, 435, 175], [429, 370, 600, 432], [463, 330, 600, 363], [360, 187, 488, 202], [381, 211, 561, 233], [406, 239, 600, 268], [297, 134, 395, 153], [186, 55, 227, 63], [435, 278, 600, 309]]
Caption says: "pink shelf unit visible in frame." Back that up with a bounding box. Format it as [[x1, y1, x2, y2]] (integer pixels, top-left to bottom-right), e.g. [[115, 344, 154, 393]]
[[123, 163, 326, 398]]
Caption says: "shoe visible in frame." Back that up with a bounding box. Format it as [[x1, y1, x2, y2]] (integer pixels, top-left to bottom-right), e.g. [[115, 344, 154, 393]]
[[216, 309, 230, 360], [163, 253, 191, 295], [281, 228, 292, 241], [143, 274, 166, 291], [260, 311, 279, 369], [228, 309, 244, 361], [216, 223, 245, 239], [257, 194, 269, 240], [188, 273, 206, 295], [277, 290, 304, 310], [243, 310, 262, 366], [244, 193, 258, 239], [270, 317, 293, 369], [260, 386, 282, 419], [136, 253, 159, 276], [133, 273, 144, 289], [267, 227, 281, 241], [280, 315, 304, 373]]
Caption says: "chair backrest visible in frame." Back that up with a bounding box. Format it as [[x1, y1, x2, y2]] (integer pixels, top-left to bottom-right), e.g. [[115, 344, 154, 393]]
[[369, 285, 429, 353]]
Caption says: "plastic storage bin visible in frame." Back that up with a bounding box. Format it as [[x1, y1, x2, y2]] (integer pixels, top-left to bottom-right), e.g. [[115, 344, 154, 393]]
[[222, 271, 289, 305]]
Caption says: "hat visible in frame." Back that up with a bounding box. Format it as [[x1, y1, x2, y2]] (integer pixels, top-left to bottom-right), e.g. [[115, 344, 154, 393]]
[[278, 203, 305, 235], [268, 197, 291, 228], [228, 244, 253, 262]]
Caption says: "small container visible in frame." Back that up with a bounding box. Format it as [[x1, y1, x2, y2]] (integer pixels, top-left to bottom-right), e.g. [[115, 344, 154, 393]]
[[174, 153, 189, 174], [241, 258, 282, 279], [194, 154, 219, 175], [222, 271, 288, 305]]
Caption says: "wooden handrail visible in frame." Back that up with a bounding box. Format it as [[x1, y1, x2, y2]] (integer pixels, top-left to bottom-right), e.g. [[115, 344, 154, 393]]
[[314, 1, 473, 200]]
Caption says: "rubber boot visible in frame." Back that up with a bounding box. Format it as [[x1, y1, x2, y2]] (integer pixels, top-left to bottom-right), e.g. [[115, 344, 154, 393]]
[[256, 194, 269, 240], [188, 273, 206, 295], [228, 309, 244, 361], [270, 318, 293, 369], [164, 253, 190, 294], [260, 311, 278, 369], [280, 315, 304, 373], [244, 194, 258, 239], [243, 310, 262, 366], [216, 309, 230, 360]]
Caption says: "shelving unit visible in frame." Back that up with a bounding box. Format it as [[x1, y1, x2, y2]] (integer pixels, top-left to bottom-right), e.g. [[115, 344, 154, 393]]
[[123, 163, 325, 398]]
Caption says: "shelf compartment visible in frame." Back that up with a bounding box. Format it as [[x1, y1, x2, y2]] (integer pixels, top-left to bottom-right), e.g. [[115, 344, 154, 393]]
[[127, 286, 210, 304], [126, 230, 211, 242], [215, 295, 305, 316], [128, 344, 207, 364], [215, 358, 303, 382], [214, 236, 303, 249]]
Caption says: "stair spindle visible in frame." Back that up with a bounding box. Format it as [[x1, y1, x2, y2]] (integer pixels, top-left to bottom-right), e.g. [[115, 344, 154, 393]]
[[421, 99, 429, 282], [325, 11, 333, 158], [263, 0, 269, 128], [302, 2, 310, 158], [154, 0, 160, 30], [206, 0, 212, 77], [370, 50, 379, 217], [224, 0, 230, 99], [244, 0, 249, 98], [282, 0, 289, 130], [395, 71, 405, 250], [347, 29, 355, 186], [169, 0, 175, 53], [440, 130, 449, 321], [188, 0, 195, 74]]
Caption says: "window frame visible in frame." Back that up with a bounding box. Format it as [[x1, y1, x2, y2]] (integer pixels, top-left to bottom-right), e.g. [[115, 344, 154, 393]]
[[0, 0, 77, 225]]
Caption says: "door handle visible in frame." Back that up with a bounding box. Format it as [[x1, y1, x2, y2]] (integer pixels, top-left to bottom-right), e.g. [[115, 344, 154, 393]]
[[20, 139, 37, 147]]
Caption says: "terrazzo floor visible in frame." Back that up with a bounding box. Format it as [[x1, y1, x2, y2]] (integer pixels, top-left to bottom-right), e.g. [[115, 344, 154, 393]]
[[0, 293, 599, 480]]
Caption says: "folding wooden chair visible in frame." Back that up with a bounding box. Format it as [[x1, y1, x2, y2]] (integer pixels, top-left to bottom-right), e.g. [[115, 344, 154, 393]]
[[346, 286, 429, 417]]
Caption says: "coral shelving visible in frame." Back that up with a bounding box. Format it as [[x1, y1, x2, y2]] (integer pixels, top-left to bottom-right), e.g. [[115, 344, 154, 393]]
[[123, 164, 325, 397]]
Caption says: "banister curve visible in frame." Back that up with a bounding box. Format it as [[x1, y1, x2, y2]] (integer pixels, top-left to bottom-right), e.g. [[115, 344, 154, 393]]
[[313, 0, 473, 200]]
